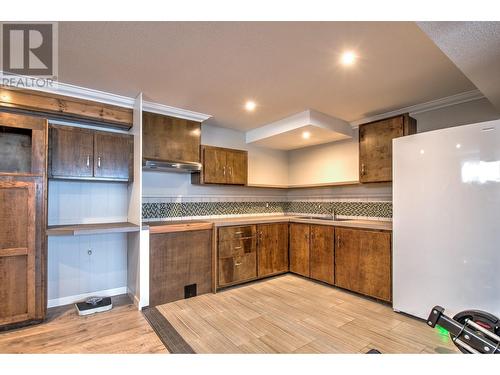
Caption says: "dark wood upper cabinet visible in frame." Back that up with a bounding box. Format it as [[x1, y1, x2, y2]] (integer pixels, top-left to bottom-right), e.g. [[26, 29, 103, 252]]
[[94, 131, 133, 180], [289, 223, 310, 277], [49, 126, 94, 178], [310, 225, 335, 285], [192, 145, 248, 186], [359, 113, 416, 183], [142, 112, 201, 164], [335, 227, 392, 302], [257, 223, 289, 278], [49, 125, 133, 182]]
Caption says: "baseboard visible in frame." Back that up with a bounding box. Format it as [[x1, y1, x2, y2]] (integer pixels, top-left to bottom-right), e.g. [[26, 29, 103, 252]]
[[47, 286, 128, 308], [127, 288, 141, 310]]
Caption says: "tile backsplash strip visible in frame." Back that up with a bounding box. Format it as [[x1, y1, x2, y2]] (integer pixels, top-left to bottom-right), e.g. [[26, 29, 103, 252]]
[[142, 198, 392, 221]]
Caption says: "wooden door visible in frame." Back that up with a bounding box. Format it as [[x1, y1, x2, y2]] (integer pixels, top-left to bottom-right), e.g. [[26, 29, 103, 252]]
[[0, 180, 36, 326], [226, 149, 248, 185], [142, 112, 201, 163], [334, 227, 361, 292], [310, 225, 335, 284], [49, 126, 94, 178], [358, 230, 392, 301], [94, 132, 133, 181], [202, 146, 227, 184], [359, 115, 404, 183], [257, 223, 289, 277], [149, 230, 212, 306], [289, 223, 310, 277]]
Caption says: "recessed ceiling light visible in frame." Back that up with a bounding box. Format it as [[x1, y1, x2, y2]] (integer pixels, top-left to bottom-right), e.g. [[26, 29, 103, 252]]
[[302, 131, 311, 139], [340, 51, 357, 66], [456, 143, 461, 149], [245, 100, 256, 112]]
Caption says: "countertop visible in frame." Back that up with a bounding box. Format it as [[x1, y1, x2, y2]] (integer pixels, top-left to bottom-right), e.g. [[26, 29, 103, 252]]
[[144, 215, 392, 233]]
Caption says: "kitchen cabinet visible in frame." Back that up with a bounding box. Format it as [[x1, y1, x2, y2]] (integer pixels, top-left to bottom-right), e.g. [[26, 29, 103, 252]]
[[217, 225, 257, 287], [310, 225, 335, 284], [149, 229, 212, 306], [142, 111, 201, 164], [0, 112, 47, 329], [359, 113, 416, 183], [192, 145, 248, 185], [257, 223, 289, 277], [49, 125, 133, 182], [289, 223, 334, 284], [289, 223, 310, 277], [335, 227, 392, 302]]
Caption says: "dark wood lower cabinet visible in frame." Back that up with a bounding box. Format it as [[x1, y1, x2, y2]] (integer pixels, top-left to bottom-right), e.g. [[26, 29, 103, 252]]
[[310, 225, 335, 285], [218, 236, 257, 287], [149, 229, 212, 306], [335, 227, 392, 302], [289, 223, 310, 277], [257, 223, 288, 277]]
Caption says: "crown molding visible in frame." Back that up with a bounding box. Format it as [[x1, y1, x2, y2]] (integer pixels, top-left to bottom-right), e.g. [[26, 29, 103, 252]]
[[350, 89, 485, 128], [142, 100, 211, 122], [0, 72, 211, 122]]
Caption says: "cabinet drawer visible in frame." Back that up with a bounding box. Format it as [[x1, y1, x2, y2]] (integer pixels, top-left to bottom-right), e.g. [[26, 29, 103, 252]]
[[218, 237, 256, 258], [218, 225, 256, 242], [218, 253, 257, 287]]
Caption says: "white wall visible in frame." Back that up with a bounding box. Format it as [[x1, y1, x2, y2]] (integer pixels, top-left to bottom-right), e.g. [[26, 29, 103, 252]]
[[286, 98, 500, 188]]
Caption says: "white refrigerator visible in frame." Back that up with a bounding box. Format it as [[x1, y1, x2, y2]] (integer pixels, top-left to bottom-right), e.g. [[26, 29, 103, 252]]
[[393, 119, 500, 320]]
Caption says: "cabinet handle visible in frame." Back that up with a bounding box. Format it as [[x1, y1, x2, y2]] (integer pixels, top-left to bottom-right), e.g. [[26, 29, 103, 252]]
[[234, 246, 242, 250], [97, 156, 102, 168], [337, 235, 341, 248], [223, 166, 226, 176], [229, 167, 232, 176], [234, 231, 243, 235], [361, 163, 366, 176], [235, 262, 242, 266], [86, 155, 90, 168]]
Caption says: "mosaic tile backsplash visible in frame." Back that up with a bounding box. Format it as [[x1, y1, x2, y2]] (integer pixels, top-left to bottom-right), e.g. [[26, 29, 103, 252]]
[[142, 200, 392, 221]]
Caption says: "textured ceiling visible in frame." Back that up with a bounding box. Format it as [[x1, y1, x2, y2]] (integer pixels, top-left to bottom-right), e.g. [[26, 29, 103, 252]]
[[58, 22, 476, 130], [417, 21, 500, 112]]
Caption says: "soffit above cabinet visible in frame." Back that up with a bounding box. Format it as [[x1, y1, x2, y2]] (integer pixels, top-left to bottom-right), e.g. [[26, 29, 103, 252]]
[[245, 109, 353, 150]]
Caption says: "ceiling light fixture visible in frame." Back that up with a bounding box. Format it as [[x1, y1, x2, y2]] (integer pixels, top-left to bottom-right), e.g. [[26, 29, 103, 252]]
[[340, 51, 357, 66], [245, 100, 256, 112], [302, 131, 311, 139]]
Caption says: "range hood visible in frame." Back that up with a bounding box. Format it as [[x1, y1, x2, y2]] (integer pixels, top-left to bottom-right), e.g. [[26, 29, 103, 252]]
[[142, 158, 202, 173]]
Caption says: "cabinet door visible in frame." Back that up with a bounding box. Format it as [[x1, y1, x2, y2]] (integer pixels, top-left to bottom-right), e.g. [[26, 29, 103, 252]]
[[289, 223, 310, 277], [226, 150, 248, 185], [334, 227, 361, 292], [142, 112, 201, 163], [202, 146, 227, 184], [149, 230, 212, 306], [359, 116, 404, 183], [257, 223, 289, 277], [0, 180, 36, 326], [50, 126, 94, 178], [358, 230, 392, 301], [94, 132, 133, 181], [310, 225, 334, 284]]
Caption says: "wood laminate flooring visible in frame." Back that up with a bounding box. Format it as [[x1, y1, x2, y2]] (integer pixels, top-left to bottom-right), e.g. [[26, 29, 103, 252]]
[[0, 295, 167, 354], [155, 275, 459, 354]]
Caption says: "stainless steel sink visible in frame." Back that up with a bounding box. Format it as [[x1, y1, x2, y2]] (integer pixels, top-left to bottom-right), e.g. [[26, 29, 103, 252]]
[[295, 216, 351, 222]]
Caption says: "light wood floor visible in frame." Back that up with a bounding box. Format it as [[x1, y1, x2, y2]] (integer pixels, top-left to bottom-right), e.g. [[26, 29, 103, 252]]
[[156, 275, 459, 354], [0, 295, 167, 354]]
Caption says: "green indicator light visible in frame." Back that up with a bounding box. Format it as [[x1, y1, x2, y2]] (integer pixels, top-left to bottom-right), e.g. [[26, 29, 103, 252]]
[[436, 325, 449, 335]]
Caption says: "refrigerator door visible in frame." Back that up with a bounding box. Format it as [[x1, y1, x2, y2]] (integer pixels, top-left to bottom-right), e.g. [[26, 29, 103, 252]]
[[393, 120, 500, 319]]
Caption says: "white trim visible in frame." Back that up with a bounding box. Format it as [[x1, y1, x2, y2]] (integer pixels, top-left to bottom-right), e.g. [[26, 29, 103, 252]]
[[350, 89, 485, 128], [0, 72, 211, 122], [142, 100, 212, 122], [47, 286, 127, 308]]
